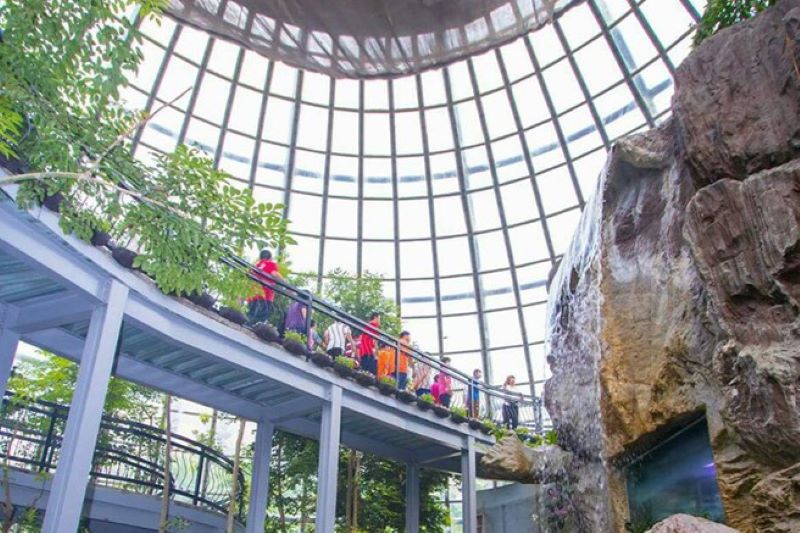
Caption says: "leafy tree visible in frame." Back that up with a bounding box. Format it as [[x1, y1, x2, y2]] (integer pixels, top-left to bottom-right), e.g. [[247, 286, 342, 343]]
[[266, 432, 319, 532], [343, 454, 450, 532], [322, 268, 402, 336], [694, 0, 778, 45], [7, 351, 160, 419], [0, 0, 293, 309]]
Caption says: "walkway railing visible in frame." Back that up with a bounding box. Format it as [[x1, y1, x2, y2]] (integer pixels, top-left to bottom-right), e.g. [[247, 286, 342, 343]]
[[4, 169, 543, 431], [223, 255, 542, 430], [0, 395, 245, 520]]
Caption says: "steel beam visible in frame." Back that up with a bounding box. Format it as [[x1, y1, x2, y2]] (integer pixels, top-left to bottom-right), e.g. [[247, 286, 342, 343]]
[[10, 292, 95, 333], [246, 421, 274, 533], [315, 386, 342, 533], [265, 396, 321, 423], [461, 436, 477, 533], [42, 280, 128, 533], [405, 463, 420, 533], [0, 305, 19, 398]]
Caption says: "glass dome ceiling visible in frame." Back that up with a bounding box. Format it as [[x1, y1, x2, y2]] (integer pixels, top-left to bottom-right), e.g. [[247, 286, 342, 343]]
[[124, 0, 704, 403]]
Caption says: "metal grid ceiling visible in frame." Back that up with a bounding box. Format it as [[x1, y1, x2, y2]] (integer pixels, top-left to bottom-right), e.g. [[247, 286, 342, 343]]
[[125, 0, 705, 413]]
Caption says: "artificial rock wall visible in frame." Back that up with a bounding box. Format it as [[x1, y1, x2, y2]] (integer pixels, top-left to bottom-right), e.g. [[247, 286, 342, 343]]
[[543, 1, 800, 531]]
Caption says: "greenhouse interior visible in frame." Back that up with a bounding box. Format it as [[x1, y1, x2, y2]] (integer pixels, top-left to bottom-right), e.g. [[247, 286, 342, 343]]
[[0, 0, 798, 531]]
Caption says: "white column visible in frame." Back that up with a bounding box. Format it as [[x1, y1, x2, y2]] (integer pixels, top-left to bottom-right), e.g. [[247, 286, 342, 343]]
[[405, 463, 420, 533], [0, 306, 20, 397], [461, 436, 477, 533], [246, 420, 274, 533], [315, 386, 342, 533], [42, 281, 128, 533]]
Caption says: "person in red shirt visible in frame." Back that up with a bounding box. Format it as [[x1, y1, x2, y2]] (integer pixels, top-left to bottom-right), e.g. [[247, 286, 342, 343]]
[[358, 312, 380, 375], [247, 249, 282, 325]]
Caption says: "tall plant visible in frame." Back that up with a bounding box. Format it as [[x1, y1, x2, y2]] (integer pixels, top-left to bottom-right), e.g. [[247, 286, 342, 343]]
[[694, 0, 778, 45]]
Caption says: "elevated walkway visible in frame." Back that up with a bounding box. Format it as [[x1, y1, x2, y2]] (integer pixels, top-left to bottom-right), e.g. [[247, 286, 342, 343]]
[[0, 181, 491, 532]]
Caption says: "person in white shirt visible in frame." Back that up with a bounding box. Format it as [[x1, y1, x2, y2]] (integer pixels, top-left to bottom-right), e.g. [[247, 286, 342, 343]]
[[323, 321, 355, 358]]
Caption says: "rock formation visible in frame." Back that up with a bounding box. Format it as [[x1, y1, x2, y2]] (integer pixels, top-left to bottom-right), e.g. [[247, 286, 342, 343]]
[[646, 514, 739, 533], [530, 1, 800, 532], [480, 436, 573, 484]]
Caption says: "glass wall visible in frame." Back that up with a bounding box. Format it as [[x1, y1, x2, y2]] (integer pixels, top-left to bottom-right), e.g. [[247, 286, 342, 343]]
[[124, 0, 706, 411], [625, 417, 725, 526]]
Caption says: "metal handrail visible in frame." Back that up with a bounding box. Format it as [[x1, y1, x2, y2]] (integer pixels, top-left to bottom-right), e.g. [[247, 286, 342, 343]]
[[0, 394, 246, 521], [2, 163, 541, 429], [222, 254, 540, 428]]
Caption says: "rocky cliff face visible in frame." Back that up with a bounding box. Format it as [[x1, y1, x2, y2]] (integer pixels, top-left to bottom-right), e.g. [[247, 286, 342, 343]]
[[541, 1, 800, 532]]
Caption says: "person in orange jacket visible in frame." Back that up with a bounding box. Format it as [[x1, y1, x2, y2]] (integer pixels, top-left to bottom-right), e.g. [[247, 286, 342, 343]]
[[377, 343, 396, 380]]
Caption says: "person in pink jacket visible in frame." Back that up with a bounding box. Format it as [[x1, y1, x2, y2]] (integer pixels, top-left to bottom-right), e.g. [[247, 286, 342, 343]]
[[430, 357, 453, 407]]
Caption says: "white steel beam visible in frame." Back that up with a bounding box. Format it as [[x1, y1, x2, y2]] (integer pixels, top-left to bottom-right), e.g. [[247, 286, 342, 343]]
[[42, 280, 128, 533], [461, 436, 478, 533], [405, 463, 420, 533], [246, 421, 274, 533], [315, 386, 342, 533], [0, 305, 19, 397]]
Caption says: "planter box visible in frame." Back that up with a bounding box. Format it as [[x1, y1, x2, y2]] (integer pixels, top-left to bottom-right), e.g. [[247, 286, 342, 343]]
[[450, 413, 468, 424], [111, 247, 138, 269], [218, 307, 247, 325], [354, 372, 376, 387], [333, 363, 355, 378], [468, 419, 484, 431], [283, 339, 306, 356], [395, 390, 417, 404], [187, 291, 216, 309], [42, 193, 65, 213], [90, 230, 111, 248], [432, 406, 450, 419], [253, 323, 280, 343], [480, 423, 494, 435], [311, 352, 333, 368], [417, 401, 433, 411], [377, 383, 395, 396]]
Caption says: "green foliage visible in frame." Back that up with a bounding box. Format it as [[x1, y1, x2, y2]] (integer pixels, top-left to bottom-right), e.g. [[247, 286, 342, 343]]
[[544, 429, 559, 445], [323, 268, 402, 336], [378, 375, 396, 387], [0, 0, 292, 309], [419, 393, 435, 405], [481, 418, 497, 432], [283, 330, 307, 345], [8, 351, 160, 419], [515, 426, 530, 437], [342, 453, 450, 532], [123, 145, 291, 308], [334, 355, 356, 369], [450, 406, 468, 418], [694, 0, 777, 45], [266, 432, 320, 532], [0, 95, 23, 158]]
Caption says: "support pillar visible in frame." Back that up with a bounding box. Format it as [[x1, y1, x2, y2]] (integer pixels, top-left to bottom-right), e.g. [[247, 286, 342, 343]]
[[405, 463, 420, 533], [461, 436, 477, 533], [0, 306, 20, 397], [42, 281, 128, 533], [315, 386, 342, 533], [246, 420, 274, 533]]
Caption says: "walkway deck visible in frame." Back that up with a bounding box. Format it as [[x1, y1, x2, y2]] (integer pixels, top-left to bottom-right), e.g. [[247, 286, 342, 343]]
[[0, 181, 489, 532]]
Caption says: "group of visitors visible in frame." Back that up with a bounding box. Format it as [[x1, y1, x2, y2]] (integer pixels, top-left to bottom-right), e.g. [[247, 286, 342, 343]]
[[245, 249, 523, 423]]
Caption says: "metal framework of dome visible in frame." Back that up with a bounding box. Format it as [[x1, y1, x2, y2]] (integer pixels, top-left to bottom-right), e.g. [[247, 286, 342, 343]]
[[166, 0, 573, 78], [130, 0, 705, 420]]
